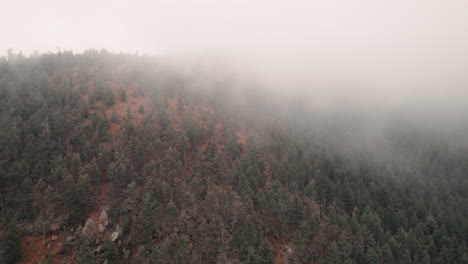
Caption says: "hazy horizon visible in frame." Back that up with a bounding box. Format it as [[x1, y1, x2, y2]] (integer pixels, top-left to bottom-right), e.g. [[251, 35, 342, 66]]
[[3, 0, 468, 118]]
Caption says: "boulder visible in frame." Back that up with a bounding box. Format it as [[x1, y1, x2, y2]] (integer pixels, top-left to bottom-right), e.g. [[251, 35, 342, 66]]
[[99, 209, 109, 227], [125, 235, 132, 246], [110, 232, 119, 242], [123, 248, 130, 259], [75, 226, 83, 236], [83, 227, 95, 241], [50, 223, 60, 232], [58, 243, 67, 255], [66, 236, 75, 243], [98, 224, 106, 233], [95, 246, 103, 255], [85, 218, 96, 228]]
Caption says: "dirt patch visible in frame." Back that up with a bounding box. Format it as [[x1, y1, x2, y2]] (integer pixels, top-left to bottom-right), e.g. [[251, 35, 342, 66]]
[[19, 233, 73, 264], [268, 235, 289, 264], [105, 82, 150, 122], [237, 125, 247, 149]]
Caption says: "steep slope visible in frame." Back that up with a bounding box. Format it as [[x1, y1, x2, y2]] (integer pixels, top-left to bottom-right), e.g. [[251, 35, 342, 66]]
[[0, 51, 466, 264]]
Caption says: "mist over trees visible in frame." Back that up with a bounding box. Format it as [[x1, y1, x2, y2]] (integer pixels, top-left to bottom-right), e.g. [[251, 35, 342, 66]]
[[0, 50, 466, 263]]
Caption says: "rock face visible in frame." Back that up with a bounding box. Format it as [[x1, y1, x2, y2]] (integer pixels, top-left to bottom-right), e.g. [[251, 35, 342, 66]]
[[85, 218, 96, 228], [99, 209, 109, 227], [125, 235, 131, 246], [110, 232, 119, 242], [95, 245, 103, 254], [123, 248, 130, 259], [83, 218, 96, 240], [98, 224, 106, 233]]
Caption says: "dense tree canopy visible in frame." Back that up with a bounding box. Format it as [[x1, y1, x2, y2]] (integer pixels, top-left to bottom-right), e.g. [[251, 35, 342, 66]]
[[0, 50, 466, 263]]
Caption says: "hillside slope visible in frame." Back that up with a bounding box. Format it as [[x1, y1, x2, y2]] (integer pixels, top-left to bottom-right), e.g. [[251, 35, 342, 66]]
[[0, 51, 466, 264]]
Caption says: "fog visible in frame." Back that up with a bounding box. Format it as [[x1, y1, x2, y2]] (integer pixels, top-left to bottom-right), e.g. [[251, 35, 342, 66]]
[[3, 0, 468, 130]]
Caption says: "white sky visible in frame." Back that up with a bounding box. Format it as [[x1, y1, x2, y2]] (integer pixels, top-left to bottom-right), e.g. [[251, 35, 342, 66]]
[[2, 0, 468, 109], [2, 0, 467, 55]]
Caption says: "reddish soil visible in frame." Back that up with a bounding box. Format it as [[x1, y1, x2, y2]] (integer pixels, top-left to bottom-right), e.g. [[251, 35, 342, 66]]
[[19, 182, 110, 264], [237, 125, 247, 148], [167, 97, 179, 118], [215, 122, 225, 153], [21, 87, 252, 264], [19, 234, 73, 264], [109, 122, 122, 139], [166, 96, 229, 156], [269, 235, 289, 264], [88, 182, 109, 222], [104, 82, 151, 123]]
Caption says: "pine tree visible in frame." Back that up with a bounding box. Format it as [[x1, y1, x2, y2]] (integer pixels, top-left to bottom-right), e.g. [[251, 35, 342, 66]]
[[120, 89, 127, 102], [33, 178, 48, 244], [76, 233, 94, 264], [76, 174, 93, 216], [138, 104, 145, 114], [0, 224, 21, 264]]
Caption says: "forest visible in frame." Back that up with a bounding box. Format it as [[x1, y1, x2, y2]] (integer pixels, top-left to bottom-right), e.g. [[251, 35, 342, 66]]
[[0, 50, 466, 264]]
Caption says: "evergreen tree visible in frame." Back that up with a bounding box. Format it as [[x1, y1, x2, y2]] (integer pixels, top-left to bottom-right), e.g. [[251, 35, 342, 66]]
[[0, 224, 21, 264]]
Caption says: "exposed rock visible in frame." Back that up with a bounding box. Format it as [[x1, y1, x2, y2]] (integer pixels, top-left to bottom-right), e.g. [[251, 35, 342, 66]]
[[125, 235, 131, 246], [98, 224, 106, 233], [50, 223, 60, 231], [83, 219, 97, 241], [99, 209, 109, 227], [110, 231, 119, 242], [115, 224, 121, 234], [137, 245, 146, 255], [95, 246, 103, 254], [123, 248, 130, 259], [83, 227, 95, 241], [58, 243, 67, 255], [66, 236, 74, 243], [85, 218, 96, 228], [75, 226, 82, 235]]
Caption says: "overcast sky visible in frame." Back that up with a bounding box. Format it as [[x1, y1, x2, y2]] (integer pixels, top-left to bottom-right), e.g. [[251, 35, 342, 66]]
[[2, 0, 467, 55], [2, 0, 468, 112]]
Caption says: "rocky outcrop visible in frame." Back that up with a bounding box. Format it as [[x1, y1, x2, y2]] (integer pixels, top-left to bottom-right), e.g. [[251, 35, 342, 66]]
[[110, 231, 119, 242], [85, 218, 96, 228], [98, 224, 106, 233], [83, 218, 96, 240], [99, 209, 109, 227], [123, 248, 130, 259]]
